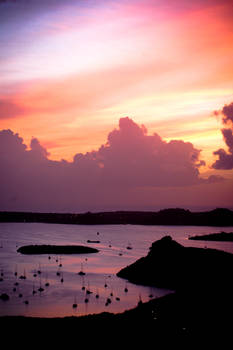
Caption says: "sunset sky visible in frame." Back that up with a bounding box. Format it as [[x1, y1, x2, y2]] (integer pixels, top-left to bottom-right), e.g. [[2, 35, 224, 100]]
[[0, 0, 233, 212]]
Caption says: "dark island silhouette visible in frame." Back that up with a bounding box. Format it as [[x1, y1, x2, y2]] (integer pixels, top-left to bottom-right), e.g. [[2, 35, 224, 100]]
[[17, 244, 99, 255], [116, 235, 233, 289], [189, 231, 233, 241], [0, 207, 233, 226]]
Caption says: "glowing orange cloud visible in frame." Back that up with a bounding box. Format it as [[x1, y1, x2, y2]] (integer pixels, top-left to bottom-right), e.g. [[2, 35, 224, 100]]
[[0, 0, 233, 167]]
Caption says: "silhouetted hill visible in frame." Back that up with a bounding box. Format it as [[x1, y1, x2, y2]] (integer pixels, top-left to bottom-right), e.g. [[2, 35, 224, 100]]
[[117, 235, 233, 290], [116, 236, 233, 342], [0, 208, 233, 226]]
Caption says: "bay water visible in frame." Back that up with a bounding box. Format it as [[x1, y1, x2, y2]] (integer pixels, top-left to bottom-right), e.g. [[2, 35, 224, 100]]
[[0, 223, 233, 317]]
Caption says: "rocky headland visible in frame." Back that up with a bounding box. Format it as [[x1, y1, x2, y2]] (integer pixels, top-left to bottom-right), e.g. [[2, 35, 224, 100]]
[[189, 231, 233, 241], [116, 236, 233, 341], [117, 235, 233, 290]]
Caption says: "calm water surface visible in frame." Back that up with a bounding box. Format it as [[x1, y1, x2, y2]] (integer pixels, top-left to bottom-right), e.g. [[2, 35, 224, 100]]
[[0, 223, 233, 317]]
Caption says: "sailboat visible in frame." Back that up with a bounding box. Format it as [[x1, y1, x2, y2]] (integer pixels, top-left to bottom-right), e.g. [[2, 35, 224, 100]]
[[137, 293, 143, 306], [60, 271, 64, 283], [95, 289, 100, 299], [72, 296, 78, 309], [38, 276, 44, 292], [78, 263, 85, 276], [126, 242, 132, 250], [45, 273, 50, 287], [32, 282, 37, 295], [19, 269, 26, 280], [86, 281, 92, 295], [37, 263, 41, 275], [81, 276, 85, 290]]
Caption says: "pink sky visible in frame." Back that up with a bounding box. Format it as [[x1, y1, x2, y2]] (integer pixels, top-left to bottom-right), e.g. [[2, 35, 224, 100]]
[[0, 0, 233, 211]]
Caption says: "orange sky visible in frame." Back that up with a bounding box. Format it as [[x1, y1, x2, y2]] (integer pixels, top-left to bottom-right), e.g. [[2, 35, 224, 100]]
[[0, 0, 233, 191]]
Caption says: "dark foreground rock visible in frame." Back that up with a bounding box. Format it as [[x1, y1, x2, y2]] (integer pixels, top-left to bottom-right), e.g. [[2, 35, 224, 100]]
[[189, 231, 233, 241], [17, 244, 99, 255], [1, 292, 232, 346]]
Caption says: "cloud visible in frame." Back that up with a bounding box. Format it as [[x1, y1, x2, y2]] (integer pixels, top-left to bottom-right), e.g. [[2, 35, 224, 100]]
[[213, 148, 233, 170], [222, 102, 233, 125], [212, 102, 233, 170], [96, 117, 207, 187], [0, 117, 225, 212]]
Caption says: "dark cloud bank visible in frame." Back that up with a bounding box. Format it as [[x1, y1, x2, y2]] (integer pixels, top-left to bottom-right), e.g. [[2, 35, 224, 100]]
[[0, 117, 226, 212], [212, 102, 233, 170]]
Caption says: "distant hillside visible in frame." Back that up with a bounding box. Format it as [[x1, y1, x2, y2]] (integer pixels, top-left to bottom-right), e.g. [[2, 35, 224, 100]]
[[0, 208, 233, 226]]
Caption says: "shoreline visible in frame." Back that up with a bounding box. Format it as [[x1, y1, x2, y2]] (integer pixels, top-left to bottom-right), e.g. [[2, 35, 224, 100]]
[[1, 208, 233, 226]]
